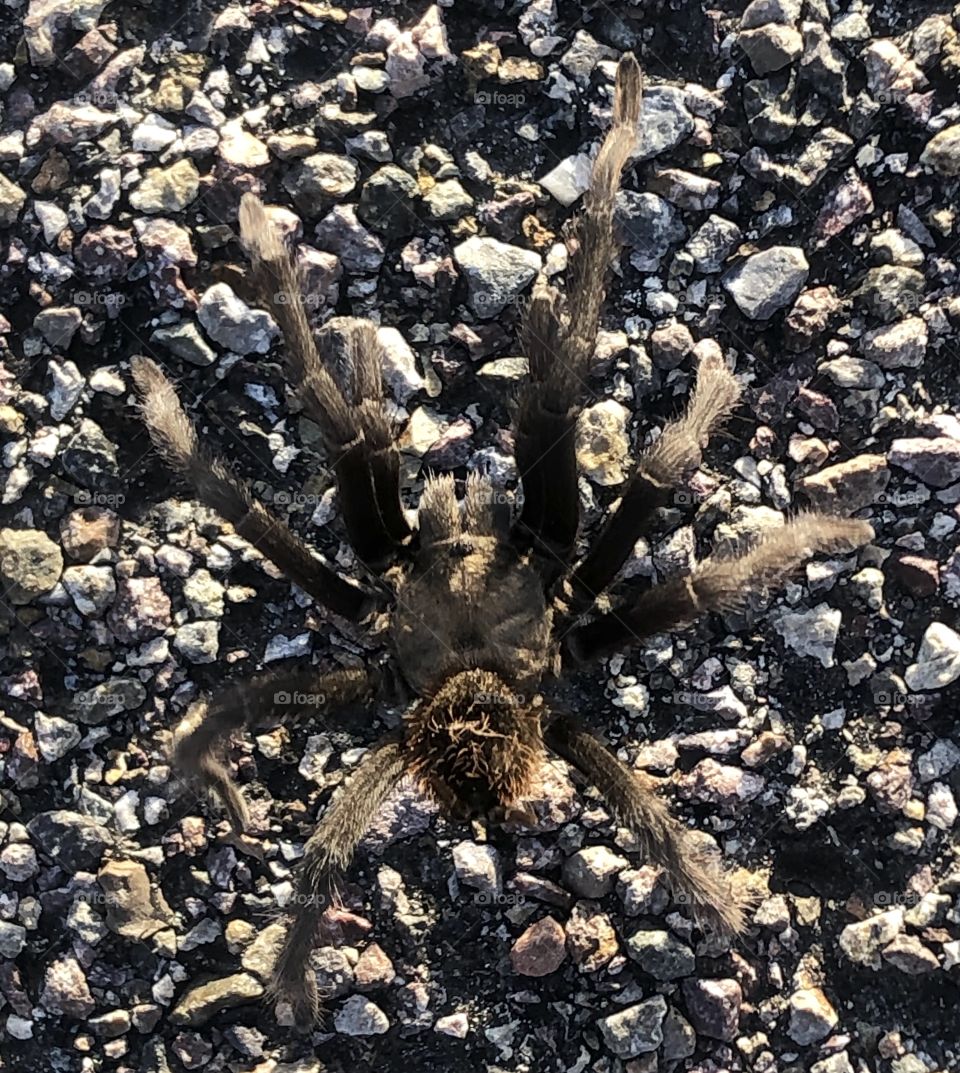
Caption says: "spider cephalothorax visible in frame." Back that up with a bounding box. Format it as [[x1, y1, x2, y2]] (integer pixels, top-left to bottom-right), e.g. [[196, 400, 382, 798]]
[[132, 53, 873, 1029], [405, 669, 544, 817]]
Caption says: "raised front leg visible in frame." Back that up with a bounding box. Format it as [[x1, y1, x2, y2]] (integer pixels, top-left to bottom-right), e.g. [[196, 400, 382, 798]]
[[513, 54, 644, 579], [239, 194, 412, 571]]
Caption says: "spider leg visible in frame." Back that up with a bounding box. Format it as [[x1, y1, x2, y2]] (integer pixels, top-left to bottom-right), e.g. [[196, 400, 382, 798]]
[[131, 356, 372, 621], [239, 195, 411, 570], [171, 667, 383, 834], [563, 514, 873, 663], [270, 732, 406, 1030], [545, 712, 750, 934], [568, 351, 741, 612], [513, 54, 643, 578]]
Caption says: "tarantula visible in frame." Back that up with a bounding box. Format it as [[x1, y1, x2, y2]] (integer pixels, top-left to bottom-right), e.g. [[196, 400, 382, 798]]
[[132, 54, 872, 1027]]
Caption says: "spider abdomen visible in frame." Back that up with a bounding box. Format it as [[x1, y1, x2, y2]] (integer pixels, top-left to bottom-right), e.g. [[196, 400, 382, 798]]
[[404, 668, 544, 817]]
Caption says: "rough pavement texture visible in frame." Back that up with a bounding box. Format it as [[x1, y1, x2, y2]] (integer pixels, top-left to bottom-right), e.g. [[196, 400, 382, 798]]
[[1, 1, 959, 1071]]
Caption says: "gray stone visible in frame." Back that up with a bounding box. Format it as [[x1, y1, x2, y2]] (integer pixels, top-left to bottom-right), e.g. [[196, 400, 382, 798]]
[[661, 1006, 697, 1059], [905, 623, 960, 691], [315, 204, 385, 273], [129, 160, 200, 214], [561, 30, 616, 84], [0, 921, 27, 957], [597, 994, 667, 1058], [723, 246, 809, 319], [681, 977, 742, 1041], [890, 437, 960, 489], [377, 326, 425, 403], [680, 758, 765, 806], [819, 356, 885, 390], [562, 846, 629, 898], [882, 934, 940, 974], [28, 101, 116, 146], [615, 191, 685, 271], [0, 843, 38, 881], [740, 24, 802, 75], [151, 322, 218, 366], [34, 712, 81, 761], [173, 620, 220, 664], [774, 603, 842, 667], [62, 564, 115, 616], [24, 0, 110, 66], [48, 358, 84, 418], [358, 165, 420, 239], [854, 266, 925, 320], [35, 305, 81, 348], [626, 929, 695, 979], [861, 317, 927, 368], [921, 124, 960, 176], [540, 153, 593, 206], [334, 994, 389, 1036], [839, 909, 903, 969], [62, 419, 120, 492], [423, 178, 474, 221], [741, 0, 801, 28], [27, 811, 112, 871], [0, 528, 63, 604], [634, 86, 695, 160], [198, 283, 278, 355], [40, 956, 95, 1017], [800, 23, 849, 103], [283, 152, 358, 215], [744, 71, 797, 144], [170, 973, 264, 1026], [453, 235, 540, 318], [684, 215, 742, 272], [74, 678, 146, 724], [787, 987, 838, 1044], [453, 841, 502, 895]]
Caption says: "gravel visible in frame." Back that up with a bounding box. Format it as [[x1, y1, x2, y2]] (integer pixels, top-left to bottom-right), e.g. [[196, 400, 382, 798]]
[[2, 2, 959, 1071]]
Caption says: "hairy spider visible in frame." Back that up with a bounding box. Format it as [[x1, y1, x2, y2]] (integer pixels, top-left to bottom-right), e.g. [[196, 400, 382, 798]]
[[132, 54, 872, 1027]]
